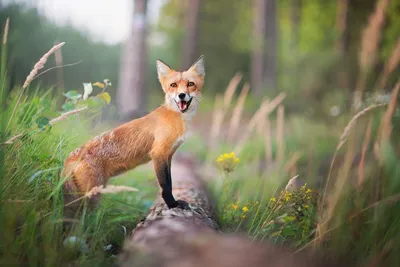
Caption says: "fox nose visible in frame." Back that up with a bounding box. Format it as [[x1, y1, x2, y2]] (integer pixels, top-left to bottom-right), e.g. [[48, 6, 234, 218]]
[[178, 93, 186, 100]]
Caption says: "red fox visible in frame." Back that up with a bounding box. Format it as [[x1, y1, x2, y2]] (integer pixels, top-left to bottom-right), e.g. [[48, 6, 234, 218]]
[[62, 56, 205, 212]]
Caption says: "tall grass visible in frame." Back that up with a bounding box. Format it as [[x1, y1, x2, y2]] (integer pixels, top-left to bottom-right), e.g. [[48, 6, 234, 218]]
[[0, 40, 150, 265]]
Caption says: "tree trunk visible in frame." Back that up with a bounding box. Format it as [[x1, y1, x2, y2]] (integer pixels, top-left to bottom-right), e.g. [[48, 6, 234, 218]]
[[119, 154, 348, 267], [181, 0, 201, 70], [335, 0, 349, 89], [251, 0, 266, 96], [291, 0, 300, 91], [264, 0, 277, 90], [117, 0, 148, 121]]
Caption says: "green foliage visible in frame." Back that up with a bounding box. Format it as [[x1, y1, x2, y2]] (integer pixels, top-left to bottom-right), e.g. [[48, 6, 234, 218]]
[[0, 84, 151, 265]]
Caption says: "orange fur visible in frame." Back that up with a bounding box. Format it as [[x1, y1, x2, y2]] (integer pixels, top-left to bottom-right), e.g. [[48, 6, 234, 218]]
[[62, 56, 205, 214]]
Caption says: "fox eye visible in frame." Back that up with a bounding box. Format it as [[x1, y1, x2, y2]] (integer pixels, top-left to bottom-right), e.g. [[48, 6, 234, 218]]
[[187, 82, 195, 87], [170, 83, 177, 88]]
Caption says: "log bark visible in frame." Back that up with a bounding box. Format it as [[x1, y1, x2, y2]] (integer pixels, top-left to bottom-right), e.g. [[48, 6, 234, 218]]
[[119, 154, 349, 267]]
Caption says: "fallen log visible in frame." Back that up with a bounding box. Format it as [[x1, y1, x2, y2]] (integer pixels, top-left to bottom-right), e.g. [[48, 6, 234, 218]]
[[119, 154, 349, 267]]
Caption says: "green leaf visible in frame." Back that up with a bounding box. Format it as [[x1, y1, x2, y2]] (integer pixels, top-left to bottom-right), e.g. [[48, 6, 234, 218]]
[[97, 92, 111, 104], [63, 90, 82, 100], [281, 227, 296, 237], [62, 102, 75, 111], [36, 116, 50, 128]]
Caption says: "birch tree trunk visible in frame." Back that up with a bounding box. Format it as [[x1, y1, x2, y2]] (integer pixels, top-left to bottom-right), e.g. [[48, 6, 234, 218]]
[[117, 0, 148, 121], [119, 154, 347, 267]]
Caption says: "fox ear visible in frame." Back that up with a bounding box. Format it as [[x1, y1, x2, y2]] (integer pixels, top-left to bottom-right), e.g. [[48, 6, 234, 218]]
[[189, 55, 205, 76], [156, 59, 171, 79]]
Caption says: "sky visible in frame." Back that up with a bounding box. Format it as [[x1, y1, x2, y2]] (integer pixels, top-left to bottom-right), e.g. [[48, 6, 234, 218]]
[[2, 0, 165, 44]]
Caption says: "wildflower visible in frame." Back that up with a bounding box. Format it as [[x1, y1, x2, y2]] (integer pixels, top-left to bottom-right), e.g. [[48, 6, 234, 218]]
[[306, 189, 312, 194], [304, 205, 309, 209], [270, 197, 276, 202], [242, 206, 249, 212], [216, 151, 240, 173], [232, 204, 239, 211]]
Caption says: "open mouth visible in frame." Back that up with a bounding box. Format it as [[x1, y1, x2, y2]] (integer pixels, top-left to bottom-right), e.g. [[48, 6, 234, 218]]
[[175, 98, 193, 113]]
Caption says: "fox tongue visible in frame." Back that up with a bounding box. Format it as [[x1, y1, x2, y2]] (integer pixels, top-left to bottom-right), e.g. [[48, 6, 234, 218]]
[[179, 101, 187, 110]]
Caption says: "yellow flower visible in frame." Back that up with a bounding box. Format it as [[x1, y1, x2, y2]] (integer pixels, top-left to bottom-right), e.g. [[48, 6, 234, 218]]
[[304, 205, 309, 209], [306, 189, 312, 194], [242, 206, 249, 212], [270, 197, 276, 202], [216, 152, 240, 173]]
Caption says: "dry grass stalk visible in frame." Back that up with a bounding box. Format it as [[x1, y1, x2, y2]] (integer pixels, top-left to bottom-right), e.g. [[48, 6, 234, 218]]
[[337, 103, 388, 151], [321, 133, 357, 244], [6, 42, 66, 130], [319, 102, 388, 235], [4, 106, 88, 145], [65, 185, 138, 207], [354, 0, 389, 108], [284, 152, 302, 176], [227, 83, 250, 141], [208, 94, 224, 147], [2, 17, 9, 45], [358, 117, 372, 188], [23, 42, 65, 89], [264, 117, 273, 167], [49, 106, 88, 125], [234, 99, 269, 152], [234, 93, 286, 153], [223, 72, 242, 107], [359, 0, 389, 72], [3, 133, 23, 145], [276, 105, 285, 162], [375, 38, 400, 92], [378, 81, 400, 140], [374, 81, 400, 160], [209, 74, 242, 145]]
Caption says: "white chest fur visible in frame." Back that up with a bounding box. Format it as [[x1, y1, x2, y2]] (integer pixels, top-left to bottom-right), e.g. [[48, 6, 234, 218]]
[[171, 114, 193, 153]]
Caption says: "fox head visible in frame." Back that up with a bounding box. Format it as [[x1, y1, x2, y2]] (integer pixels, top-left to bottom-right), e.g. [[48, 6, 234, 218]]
[[156, 56, 205, 115]]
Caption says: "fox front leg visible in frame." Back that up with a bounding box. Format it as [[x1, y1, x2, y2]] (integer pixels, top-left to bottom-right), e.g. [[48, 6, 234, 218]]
[[168, 155, 189, 209], [153, 156, 189, 209]]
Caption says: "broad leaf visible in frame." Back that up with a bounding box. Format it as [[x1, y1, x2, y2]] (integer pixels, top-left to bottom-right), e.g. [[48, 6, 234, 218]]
[[63, 90, 82, 100], [36, 116, 50, 128]]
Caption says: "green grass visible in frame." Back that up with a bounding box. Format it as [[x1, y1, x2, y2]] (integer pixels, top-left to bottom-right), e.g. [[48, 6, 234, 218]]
[[1, 33, 400, 267]]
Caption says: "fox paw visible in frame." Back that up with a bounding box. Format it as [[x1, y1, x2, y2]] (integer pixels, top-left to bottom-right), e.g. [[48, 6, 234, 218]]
[[169, 199, 190, 210]]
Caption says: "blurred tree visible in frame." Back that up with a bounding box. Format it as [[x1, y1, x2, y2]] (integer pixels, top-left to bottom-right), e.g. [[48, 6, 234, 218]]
[[290, 0, 301, 91], [251, 0, 266, 96], [117, 0, 149, 121], [181, 0, 201, 70], [264, 0, 277, 91], [0, 4, 121, 98], [335, 0, 349, 90]]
